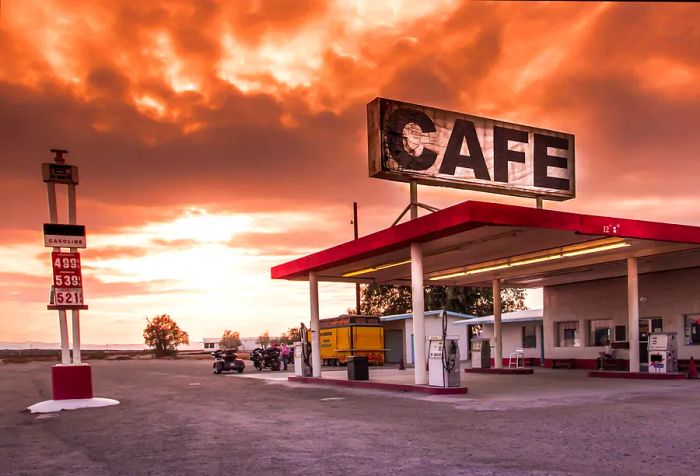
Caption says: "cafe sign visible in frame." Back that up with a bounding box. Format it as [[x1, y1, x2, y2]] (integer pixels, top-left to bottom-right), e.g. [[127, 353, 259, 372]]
[[367, 98, 575, 201]]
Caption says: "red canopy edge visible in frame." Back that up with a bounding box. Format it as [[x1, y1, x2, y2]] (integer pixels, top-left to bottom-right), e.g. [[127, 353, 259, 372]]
[[271, 200, 700, 280]]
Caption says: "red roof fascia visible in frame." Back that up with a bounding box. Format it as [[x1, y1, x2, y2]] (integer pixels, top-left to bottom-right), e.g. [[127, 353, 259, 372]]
[[271, 201, 700, 280]]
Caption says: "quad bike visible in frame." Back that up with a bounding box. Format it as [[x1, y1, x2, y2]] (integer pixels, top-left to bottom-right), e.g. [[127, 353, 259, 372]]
[[211, 349, 245, 374]]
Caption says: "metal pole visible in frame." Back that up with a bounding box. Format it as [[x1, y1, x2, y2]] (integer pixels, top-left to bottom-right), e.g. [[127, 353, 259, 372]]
[[47, 182, 59, 223], [627, 257, 640, 373], [58, 310, 71, 364], [353, 202, 361, 315], [410, 181, 418, 220], [536, 196, 543, 209], [47, 181, 71, 364], [68, 183, 81, 364], [411, 242, 427, 385], [493, 279, 503, 369], [309, 271, 322, 377]]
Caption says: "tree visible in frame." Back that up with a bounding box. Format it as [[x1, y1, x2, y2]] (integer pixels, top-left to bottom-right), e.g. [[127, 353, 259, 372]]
[[219, 329, 242, 350], [359, 284, 526, 316], [286, 327, 300, 343], [143, 314, 189, 357], [256, 330, 271, 348], [361, 284, 413, 316]]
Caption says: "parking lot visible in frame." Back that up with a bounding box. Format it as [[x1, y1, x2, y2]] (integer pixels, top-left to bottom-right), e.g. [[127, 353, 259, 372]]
[[2, 359, 699, 475]]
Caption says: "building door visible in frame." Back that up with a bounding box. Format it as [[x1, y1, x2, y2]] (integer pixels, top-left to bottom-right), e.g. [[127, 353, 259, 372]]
[[384, 330, 404, 363], [640, 317, 662, 369]]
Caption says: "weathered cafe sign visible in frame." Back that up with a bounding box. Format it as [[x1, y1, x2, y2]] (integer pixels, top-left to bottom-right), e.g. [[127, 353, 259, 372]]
[[367, 98, 575, 200]]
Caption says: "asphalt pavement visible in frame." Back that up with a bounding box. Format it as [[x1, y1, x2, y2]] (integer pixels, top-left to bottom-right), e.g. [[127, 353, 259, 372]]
[[2, 359, 699, 475]]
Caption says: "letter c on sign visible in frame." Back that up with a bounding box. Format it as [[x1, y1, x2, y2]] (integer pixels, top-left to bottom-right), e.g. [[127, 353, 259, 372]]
[[384, 108, 438, 170]]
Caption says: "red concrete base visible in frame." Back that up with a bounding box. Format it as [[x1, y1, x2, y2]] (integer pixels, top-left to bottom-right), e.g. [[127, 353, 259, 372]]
[[464, 367, 534, 375], [52, 364, 93, 400], [288, 376, 468, 395], [588, 370, 686, 380]]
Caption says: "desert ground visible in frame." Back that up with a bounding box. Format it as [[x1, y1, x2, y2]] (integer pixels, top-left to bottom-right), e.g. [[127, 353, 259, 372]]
[[2, 358, 699, 475]]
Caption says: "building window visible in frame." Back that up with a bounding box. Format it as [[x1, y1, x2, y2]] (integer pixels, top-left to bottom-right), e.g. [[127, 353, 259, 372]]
[[556, 321, 580, 347], [204, 342, 215, 349], [522, 325, 537, 348], [588, 319, 613, 346], [685, 314, 700, 345], [614, 325, 627, 342]]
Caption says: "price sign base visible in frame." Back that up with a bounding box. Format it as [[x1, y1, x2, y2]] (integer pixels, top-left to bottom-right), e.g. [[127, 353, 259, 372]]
[[47, 305, 89, 310]]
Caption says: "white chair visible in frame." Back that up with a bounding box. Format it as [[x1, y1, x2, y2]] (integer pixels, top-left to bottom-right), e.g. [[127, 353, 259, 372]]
[[508, 348, 524, 368]]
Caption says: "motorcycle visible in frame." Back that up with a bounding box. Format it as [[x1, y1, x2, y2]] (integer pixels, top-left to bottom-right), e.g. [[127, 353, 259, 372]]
[[211, 349, 245, 374], [250, 346, 281, 371]]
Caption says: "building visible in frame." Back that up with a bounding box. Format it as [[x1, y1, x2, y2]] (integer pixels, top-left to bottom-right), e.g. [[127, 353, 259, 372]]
[[272, 200, 700, 383], [455, 309, 544, 366], [381, 310, 476, 363], [194, 337, 258, 351]]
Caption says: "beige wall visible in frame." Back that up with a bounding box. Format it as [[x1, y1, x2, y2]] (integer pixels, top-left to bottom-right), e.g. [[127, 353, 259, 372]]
[[544, 267, 700, 361], [478, 322, 542, 359]]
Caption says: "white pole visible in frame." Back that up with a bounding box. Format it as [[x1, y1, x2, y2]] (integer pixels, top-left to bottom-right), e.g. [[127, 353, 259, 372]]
[[493, 279, 503, 369], [627, 257, 640, 373], [58, 310, 71, 364], [47, 182, 59, 223], [68, 183, 81, 364], [411, 242, 427, 385], [48, 181, 71, 364], [410, 181, 418, 220], [71, 310, 81, 364], [309, 271, 322, 377]]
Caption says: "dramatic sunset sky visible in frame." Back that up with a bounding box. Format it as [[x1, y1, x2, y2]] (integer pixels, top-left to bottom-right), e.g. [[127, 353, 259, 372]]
[[2, 1, 700, 344]]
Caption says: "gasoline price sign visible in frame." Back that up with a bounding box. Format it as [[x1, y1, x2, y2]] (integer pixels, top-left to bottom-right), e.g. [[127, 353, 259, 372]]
[[51, 251, 85, 306]]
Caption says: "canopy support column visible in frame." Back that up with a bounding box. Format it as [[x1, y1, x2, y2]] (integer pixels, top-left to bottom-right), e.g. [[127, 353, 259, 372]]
[[411, 242, 427, 385], [493, 279, 503, 369], [627, 257, 640, 373], [309, 271, 322, 377]]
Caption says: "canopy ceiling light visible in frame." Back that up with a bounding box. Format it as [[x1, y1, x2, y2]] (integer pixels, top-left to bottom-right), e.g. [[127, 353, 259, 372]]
[[428, 237, 630, 281], [341, 259, 412, 278]]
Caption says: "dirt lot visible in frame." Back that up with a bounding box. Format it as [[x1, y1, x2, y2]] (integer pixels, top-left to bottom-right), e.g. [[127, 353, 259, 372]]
[[1, 359, 699, 475]]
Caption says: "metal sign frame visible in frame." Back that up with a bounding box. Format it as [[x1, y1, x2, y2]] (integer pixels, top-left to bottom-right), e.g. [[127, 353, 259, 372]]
[[367, 97, 576, 201]]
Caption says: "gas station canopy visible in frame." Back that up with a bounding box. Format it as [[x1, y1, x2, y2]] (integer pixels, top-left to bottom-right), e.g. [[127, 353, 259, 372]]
[[271, 201, 700, 288]]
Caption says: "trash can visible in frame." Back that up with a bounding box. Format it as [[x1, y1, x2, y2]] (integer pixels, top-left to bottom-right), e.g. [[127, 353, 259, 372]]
[[347, 356, 369, 380]]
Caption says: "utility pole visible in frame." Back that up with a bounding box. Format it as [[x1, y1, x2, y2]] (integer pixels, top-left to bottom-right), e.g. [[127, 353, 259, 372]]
[[352, 202, 361, 314]]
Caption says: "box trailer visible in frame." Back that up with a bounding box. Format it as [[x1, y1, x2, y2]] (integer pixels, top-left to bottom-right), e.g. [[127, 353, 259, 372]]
[[314, 315, 385, 366]]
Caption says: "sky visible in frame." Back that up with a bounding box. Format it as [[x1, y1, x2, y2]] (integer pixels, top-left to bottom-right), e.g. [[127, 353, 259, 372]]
[[2, 1, 700, 344]]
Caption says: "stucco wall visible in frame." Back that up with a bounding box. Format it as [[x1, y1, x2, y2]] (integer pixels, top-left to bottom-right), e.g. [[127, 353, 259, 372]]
[[544, 267, 700, 361], [401, 317, 470, 364], [479, 322, 542, 360]]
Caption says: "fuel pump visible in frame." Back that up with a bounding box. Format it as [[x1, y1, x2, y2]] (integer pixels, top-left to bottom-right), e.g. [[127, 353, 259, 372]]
[[294, 322, 313, 377], [648, 332, 678, 373], [427, 311, 461, 387]]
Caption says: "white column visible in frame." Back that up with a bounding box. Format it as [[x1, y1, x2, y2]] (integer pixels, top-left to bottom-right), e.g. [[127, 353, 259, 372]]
[[411, 242, 427, 385], [627, 257, 640, 373], [58, 310, 71, 364], [68, 183, 81, 364], [493, 279, 503, 369], [48, 181, 71, 364], [309, 271, 322, 377], [71, 310, 81, 364]]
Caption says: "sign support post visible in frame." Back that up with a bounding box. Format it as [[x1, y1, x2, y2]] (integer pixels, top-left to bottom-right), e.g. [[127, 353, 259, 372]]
[[46, 174, 72, 365], [67, 182, 81, 364], [28, 150, 119, 412]]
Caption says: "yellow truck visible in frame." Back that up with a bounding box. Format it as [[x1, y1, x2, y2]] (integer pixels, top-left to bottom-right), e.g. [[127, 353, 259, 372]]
[[315, 315, 385, 366]]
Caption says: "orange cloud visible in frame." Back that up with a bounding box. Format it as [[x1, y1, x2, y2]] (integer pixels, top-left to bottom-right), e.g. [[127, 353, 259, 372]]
[[2, 1, 700, 343]]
